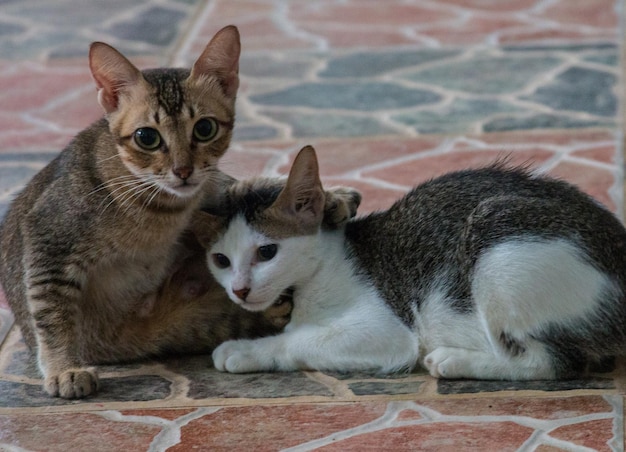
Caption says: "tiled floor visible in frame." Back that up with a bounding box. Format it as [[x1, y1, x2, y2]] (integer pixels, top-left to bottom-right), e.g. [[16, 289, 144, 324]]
[[0, 0, 624, 450]]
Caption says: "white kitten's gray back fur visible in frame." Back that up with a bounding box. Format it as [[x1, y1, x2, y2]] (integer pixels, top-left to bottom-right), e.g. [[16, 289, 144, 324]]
[[344, 163, 626, 376]]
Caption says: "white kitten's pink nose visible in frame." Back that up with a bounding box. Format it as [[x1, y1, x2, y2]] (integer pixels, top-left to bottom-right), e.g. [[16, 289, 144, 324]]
[[233, 287, 250, 301]]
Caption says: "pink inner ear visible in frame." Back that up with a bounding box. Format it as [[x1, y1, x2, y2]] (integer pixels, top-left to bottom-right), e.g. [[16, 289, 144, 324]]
[[190, 25, 241, 98], [89, 42, 142, 114]]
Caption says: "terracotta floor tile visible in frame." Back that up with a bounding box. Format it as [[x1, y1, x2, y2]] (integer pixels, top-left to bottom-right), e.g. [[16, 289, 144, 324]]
[[548, 160, 616, 210], [0, 412, 161, 452], [420, 395, 614, 418], [571, 144, 616, 164], [363, 148, 555, 188], [0, 0, 624, 451], [548, 419, 616, 452], [435, 0, 539, 12], [169, 403, 388, 451], [317, 421, 535, 452], [543, 0, 617, 28]]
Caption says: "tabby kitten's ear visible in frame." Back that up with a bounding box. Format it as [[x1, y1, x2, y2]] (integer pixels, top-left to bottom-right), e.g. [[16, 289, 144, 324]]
[[190, 25, 241, 98], [189, 211, 226, 248], [89, 42, 144, 114], [271, 146, 326, 233]]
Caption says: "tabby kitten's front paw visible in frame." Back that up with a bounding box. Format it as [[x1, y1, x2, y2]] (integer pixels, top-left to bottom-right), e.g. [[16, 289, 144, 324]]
[[263, 295, 293, 329], [213, 340, 270, 373], [44, 367, 99, 399]]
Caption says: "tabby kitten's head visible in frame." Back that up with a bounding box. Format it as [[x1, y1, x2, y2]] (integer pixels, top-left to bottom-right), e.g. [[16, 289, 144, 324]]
[[89, 25, 240, 202]]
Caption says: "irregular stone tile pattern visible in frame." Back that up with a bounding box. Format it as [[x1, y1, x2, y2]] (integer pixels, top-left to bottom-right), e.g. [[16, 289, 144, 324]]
[[0, 0, 624, 450]]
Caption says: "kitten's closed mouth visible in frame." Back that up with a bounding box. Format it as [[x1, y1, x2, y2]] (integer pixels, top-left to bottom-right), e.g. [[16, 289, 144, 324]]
[[171, 182, 199, 196]]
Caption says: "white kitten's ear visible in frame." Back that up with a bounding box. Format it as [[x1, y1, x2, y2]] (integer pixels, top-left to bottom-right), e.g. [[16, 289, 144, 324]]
[[190, 25, 240, 98], [272, 145, 325, 232], [89, 42, 144, 114]]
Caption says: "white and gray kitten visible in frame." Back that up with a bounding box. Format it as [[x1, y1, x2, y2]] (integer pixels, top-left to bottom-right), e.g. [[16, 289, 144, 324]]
[[202, 145, 626, 380]]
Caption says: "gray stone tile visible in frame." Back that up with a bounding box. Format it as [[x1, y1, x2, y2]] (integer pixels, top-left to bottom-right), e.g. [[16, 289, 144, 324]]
[[522, 66, 617, 117], [401, 55, 563, 95], [251, 82, 441, 110], [0, 21, 24, 36], [393, 98, 523, 134], [583, 53, 618, 67], [0, 0, 201, 59], [437, 377, 615, 395], [165, 355, 333, 399], [320, 49, 460, 78], [233, 124, 279, 141], [262, 111, 397, 138], [0, 375, 172, 407], [348, 380, 423, 396], [241, 55, 317, 79], [101, 5, 187, 47], [484, 113, 613, 132]]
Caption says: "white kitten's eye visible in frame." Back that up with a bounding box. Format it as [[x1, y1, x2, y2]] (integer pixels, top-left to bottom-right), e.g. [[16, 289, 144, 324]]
[[134, 127, 162, 150], [193, 118, 218, 142], [212, 253, 231, 269], [257, 244, 277, 262]]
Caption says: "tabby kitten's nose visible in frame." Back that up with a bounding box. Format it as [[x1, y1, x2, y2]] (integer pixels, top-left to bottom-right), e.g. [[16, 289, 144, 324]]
[[174, 166, 193, 180], [233, 287, 250, 301]]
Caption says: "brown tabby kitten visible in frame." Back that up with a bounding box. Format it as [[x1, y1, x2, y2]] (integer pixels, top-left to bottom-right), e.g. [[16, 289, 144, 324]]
[[0, 25, 251, 399]]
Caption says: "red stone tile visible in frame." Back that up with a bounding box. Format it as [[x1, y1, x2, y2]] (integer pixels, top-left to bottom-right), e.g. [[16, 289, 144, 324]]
[[548, 160, 616, 210], [363, 148, 555, 188], [548, 419, 615, 452], [420, 395, 614, 419], [542, 0, 617, 28], [466, 130, 614, 146], [33, 90, 102, 131], [0, 67, 92, 112], [435, 0, 539, 12], [317, 421, 534, 451], [219, 148, 279, 180], [297, 25, 419, 48], [122, 408, 197, 421], [288, 1, 458, 26], [571, 144, 616, 164], [419, 16, 530, 45], [0, 130, 73, 152], [169, 403, 388, 451], [0, 413, 161, 451], [276, 138, 443, 177]]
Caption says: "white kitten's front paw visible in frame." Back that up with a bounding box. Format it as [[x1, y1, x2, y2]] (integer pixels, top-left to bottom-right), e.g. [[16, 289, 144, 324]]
[[424, 347, 467, 379], [212, 340, 271, 373]]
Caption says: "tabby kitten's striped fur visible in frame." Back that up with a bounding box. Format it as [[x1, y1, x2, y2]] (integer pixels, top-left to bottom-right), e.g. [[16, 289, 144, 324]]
[[0, 26, 267, 399]]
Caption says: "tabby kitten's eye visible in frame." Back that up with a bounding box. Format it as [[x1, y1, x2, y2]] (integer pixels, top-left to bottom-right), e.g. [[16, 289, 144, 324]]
[[212, 253, 231, 269], [134, 127, 162, 151], [193, 118, 218, 142], [257, 244, 278, 262]]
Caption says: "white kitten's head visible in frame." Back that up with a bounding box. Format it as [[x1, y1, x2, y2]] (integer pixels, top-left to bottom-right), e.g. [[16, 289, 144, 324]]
[[206, 146, 326, 311]]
